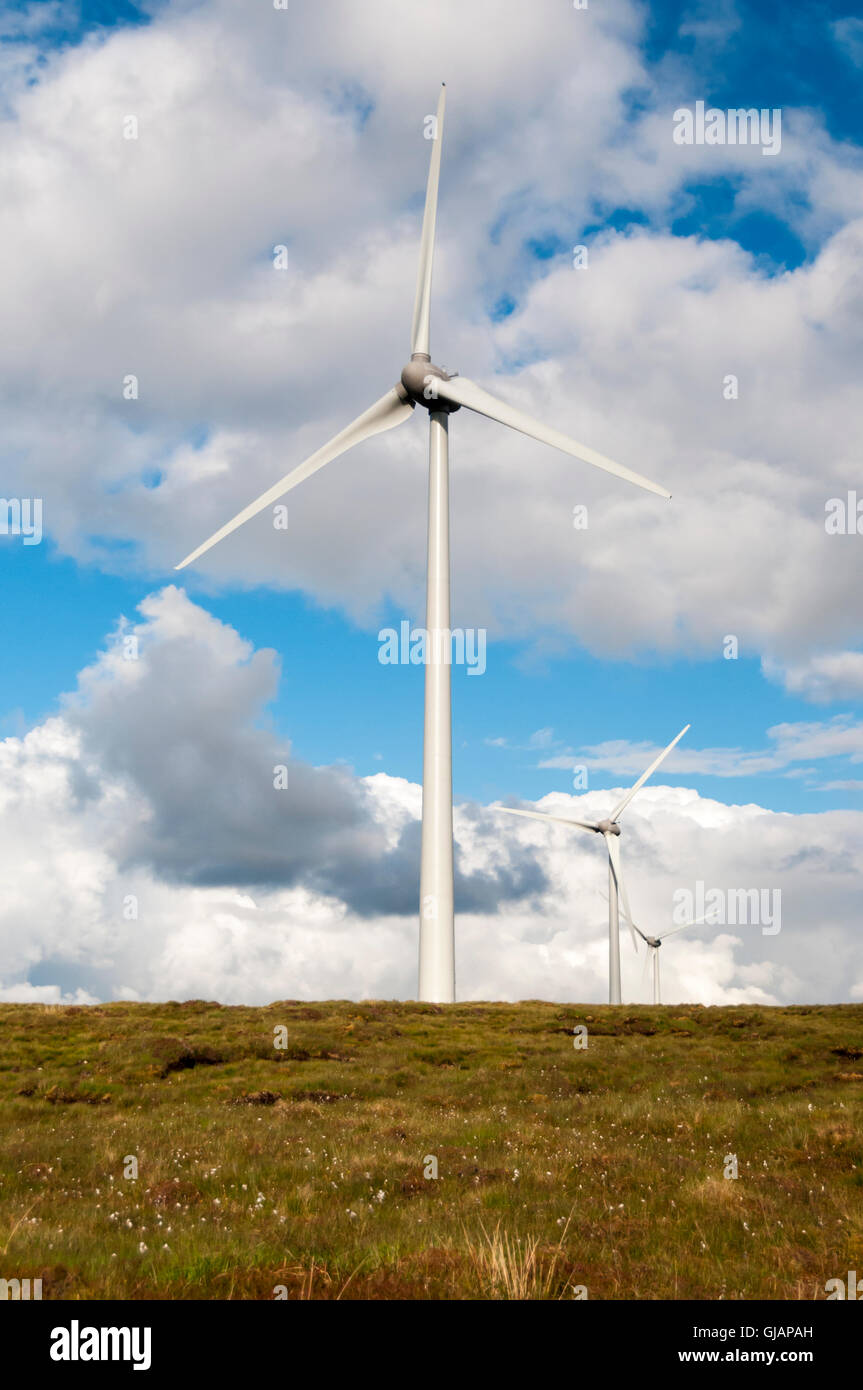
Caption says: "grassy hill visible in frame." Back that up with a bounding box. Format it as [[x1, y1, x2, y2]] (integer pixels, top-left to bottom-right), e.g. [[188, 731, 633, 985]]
[[1, 999, 861, 1299]]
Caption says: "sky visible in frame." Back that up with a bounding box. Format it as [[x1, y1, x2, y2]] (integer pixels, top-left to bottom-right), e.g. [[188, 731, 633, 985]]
[[0, 0, 862, 1006]]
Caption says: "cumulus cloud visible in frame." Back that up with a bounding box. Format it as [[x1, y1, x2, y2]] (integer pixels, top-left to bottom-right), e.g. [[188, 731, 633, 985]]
[[0, 0, 861, 680], [488, 783, 863, 1005], [57, 586, 544, 913], [0, 588, 545, 1001], [0, 589, 860, 1005]]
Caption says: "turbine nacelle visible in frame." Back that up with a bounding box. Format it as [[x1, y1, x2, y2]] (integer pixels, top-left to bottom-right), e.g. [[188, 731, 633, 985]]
[[400, 357, 462, 412], [596, 819, 621, 836]]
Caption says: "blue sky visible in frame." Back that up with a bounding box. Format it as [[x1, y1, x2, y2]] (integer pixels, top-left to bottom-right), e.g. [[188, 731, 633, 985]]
[[646, 0, 862, 143], [3, 537, 859, 815]]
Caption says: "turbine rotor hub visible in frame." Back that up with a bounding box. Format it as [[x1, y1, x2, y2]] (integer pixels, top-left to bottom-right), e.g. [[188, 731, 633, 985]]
[[596, 819, 621, 836], [401, 356, 461, 412]]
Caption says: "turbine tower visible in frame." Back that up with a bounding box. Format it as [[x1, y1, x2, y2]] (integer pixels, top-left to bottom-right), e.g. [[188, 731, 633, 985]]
[[497, 724, 689, 1004], [175, 86, 671, 1004]]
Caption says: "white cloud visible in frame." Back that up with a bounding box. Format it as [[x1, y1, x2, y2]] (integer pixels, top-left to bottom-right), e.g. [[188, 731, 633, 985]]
[[678, 0, 741, 45], [833, 17, 863, 68], [535, 717, 863, 782], [0, 0, 860, 675], [0, 590, 860, 1005], [0, 983, 99, 1005], [765, 650, 863, 703]]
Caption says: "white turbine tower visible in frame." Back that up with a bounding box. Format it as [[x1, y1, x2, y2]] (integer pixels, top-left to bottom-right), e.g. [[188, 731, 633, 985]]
[[624, 910, 718, 1005], [496, 724, 690, 1005], [175, 86, 671, 1004]]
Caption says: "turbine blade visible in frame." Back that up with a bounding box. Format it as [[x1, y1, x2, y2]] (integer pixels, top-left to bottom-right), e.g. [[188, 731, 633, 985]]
[[626, 917, 650, 945], [431, 375, 671, 500], [411, 83, 446, 357], [496, 806, 599, 833], [659, 922, 692, 940], [606, 833, 638, 953], [609, 723, 690, 821], [598, 885, 648, 942], [176, 388, 414, 571], [660, 910, 718, 940]]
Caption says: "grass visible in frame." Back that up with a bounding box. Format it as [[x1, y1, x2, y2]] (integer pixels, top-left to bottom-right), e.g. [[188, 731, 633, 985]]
[[0, 999, 861, 1299]]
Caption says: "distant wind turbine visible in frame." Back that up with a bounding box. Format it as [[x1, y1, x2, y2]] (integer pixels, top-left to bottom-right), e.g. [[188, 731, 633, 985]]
[[496, 725, 690, 1004], [175, 85, 671, 1004], [625, 910, 718, 1005]]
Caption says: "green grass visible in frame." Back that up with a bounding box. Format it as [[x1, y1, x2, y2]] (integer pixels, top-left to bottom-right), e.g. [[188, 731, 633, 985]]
[[1, 999, 861, 1299]]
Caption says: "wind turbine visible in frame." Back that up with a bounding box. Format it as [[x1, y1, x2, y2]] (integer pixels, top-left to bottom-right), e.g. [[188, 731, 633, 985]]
[[496, 724, 690, 1004], [624, 910, 718, 1005], [174, 85, 671, 1004]]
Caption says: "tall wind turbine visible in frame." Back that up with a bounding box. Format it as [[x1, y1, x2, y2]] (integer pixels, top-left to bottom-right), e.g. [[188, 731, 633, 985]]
[[175, 86, 671, 1004], [496, 724, 690, 1004], [624, 910, 718, 1005]]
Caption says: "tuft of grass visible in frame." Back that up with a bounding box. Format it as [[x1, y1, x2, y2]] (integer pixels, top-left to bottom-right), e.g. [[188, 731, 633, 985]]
[[465, 1210, 575, 1299]]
